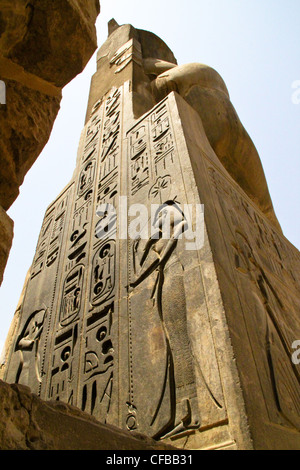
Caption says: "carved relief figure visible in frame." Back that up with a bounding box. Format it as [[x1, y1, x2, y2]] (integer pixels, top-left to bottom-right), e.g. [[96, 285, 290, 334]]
[[15, 308, 46, 387], [102, 21, 281, 231], [90, 241, 116, 307], [233, 232, 300, 428], [129, 201, 200, 438]]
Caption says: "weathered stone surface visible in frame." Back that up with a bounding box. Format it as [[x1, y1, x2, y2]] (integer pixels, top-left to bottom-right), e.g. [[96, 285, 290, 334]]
[[0, 269, 30, 379], [0, 0, 100, 284], [168, 93, 300, 450], [0, 380, 175, 450], [0, 206, 13, 285], [85, 21, 177, 122], [0, 80, 61, 210], [86, 22, 280, 232], [0, 0, 100, 209], [152, 64, 282, 232], [2, 21, 299, 451]]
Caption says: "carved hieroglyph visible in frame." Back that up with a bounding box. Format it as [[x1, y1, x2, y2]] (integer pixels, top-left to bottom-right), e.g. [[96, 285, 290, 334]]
[[3, 22, 300, 450]]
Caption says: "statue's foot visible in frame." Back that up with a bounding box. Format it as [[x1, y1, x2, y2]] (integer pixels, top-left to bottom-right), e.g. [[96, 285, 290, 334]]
[[160, 398, 200, 439]]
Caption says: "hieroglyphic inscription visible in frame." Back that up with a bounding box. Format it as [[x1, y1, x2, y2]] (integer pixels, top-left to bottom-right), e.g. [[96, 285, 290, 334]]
[[79, 87, 122, 419], [124, 96, 232, 439], [82, 303, 114, 420], [110, 39, 143, 74], [90, 241, 116, 307], [30, 208, 54, 279], [125, 99, 226, 439], [209, 167, 300, 291], [46, 88, 122, 415], [151, 104, 175, 177], [3, 181, 74, 398], [128, 123, 150, 196], [60, 265, 84, 327], [14, 308, 46, 388], [48, 100, 104, 405], [128, 101, 176, 201], [31, 194, 68, 279], [49, 324, 78, 403]]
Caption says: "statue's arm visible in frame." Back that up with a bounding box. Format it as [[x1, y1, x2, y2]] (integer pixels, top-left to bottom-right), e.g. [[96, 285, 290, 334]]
[[130, 258, 160, 288], [159, 221, 186, 265], [143, 58, 177, 76]]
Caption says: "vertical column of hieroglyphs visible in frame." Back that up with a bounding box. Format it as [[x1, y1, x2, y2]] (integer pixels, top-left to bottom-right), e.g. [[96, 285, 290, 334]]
[[124, 98, 152, 435], [46, 100, 105, 406], [79, 87, 123, 423], [37, 189, 74, 397], [30, 197, 68, 281], [4, 186, 72, 396]]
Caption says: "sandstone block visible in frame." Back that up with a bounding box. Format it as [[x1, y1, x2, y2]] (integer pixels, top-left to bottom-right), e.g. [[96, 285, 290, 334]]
[[0, 206, 13, 285]]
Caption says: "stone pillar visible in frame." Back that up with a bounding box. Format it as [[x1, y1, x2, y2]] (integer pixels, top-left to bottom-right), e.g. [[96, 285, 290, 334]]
[[2, 21, 300, 450]]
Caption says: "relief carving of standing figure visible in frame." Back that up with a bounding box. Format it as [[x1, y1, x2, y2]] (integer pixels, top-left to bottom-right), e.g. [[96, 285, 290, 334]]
[[233, 232, 300, 429], [129, 201, 200, 438], [15, 307, 46, 387]]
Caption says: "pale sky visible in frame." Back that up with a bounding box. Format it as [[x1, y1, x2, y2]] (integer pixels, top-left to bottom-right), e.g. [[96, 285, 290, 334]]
[[1, 0, 299, 354]]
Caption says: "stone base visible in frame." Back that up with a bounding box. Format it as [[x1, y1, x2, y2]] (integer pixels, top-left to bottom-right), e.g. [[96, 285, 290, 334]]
[[0, 380, 175, 450]]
